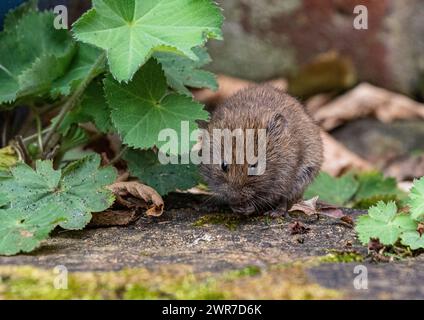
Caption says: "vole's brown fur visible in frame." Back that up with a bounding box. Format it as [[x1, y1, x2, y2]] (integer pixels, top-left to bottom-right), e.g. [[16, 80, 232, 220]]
[[200, 85, 323, 215]]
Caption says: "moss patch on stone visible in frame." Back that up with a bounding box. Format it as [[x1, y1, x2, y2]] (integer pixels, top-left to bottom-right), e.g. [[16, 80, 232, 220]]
[[318, 250, 364, 263], [192, 214, 247, 230], [0, 264, 341, 300]]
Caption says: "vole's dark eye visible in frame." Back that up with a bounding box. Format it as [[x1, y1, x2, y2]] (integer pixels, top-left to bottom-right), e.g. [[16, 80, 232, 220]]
[[221, 160, 229, 172]]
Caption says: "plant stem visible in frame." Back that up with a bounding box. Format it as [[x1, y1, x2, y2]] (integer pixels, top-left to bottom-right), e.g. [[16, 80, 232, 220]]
[[42, 52, 106, 151], [23, 128, 50, 143], [1, 111, 10, 147], [30, 106, 44, 154], [109, 146, 128, 166]]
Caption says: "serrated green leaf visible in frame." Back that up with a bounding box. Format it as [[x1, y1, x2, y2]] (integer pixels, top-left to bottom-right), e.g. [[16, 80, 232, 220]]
[[59, 81, 112, 134], [60, 126, 90, 153], [125, 148, 200, 195], [0, 154, 117, 230], [0, 204, 65, 256], [409, 177, 424, 221], [400, 231, 424, 250], [367, 200, 397, 223], [3, 0, 38, 30], [304, 172, 359, 206], [355, 171, 400, 202], [72, 0, 223, 82], [155, 47, 217, 96], [105, 59, 209, 151], [0, 10, 75, 105], [355, 201, 417, 245], [51, 44, 106, 98]]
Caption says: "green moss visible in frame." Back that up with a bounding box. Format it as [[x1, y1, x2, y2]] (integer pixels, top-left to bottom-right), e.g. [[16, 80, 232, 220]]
[[224, 266, 261, 280], [0, 264, 341, 300], [193, 214, 244, 231], [319, 251, 364, 263]]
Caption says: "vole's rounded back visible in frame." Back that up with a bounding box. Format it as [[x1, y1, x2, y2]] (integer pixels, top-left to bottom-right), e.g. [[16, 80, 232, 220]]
[[200, 85, 323, 215]]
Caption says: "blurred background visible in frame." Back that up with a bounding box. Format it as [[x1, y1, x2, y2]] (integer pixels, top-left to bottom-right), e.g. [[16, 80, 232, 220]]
[[1, 0, 424, 181]]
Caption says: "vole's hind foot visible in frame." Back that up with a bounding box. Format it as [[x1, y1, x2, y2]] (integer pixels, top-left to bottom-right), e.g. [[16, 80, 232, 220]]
[[264, 209, 289, 219]]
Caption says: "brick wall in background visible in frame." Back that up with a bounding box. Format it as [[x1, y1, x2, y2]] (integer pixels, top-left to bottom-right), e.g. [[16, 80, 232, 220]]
[[208, 0, 424, 95]]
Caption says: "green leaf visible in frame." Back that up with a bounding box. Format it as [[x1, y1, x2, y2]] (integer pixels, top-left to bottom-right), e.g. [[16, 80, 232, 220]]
[[0, 154, 117, 230], [59, 81, 112, 134], [60, 126, 90, 154], [408, 177, 424, 221], [355, 171, 400, 202], [400, 231, 424, 250], [0, 194, 9, 207], [355, 201, 417, 245], [0, 10, 75, 105], [3, 0, 38, 30], [125, 148, 200, 195], [73, 0, 223, 82], [155, 47, 218, 96], [304, 172, 359, 206], [51, 44, 106, 98], [105, 59, 209, 151], [0, 204, 65, 256]]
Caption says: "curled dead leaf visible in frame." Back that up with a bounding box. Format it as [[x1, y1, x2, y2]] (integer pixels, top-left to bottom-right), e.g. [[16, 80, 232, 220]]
[[314, 83, 424, 131], [106, 181, 164, 217], [289, 196, 319, 216], [321, 130, 373, 176], [91, 181, 164, 227], [289, 221, 310, 235], [290, 197, 354, 227], [193, 74, 287, 106]]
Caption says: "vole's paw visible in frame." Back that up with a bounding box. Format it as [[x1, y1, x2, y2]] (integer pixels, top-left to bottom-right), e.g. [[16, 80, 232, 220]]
[[264, 209, 289, 219]]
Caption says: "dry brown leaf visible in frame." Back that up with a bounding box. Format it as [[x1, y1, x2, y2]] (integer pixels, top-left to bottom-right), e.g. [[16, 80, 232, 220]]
[[290, 197, 354, 227], [385, 155, 424, 181], [313, 83, 424, 131], [106, 181, 164, 217], [91, 181, 164, 227], [289, 221, 310, 235], [321, 130, 373, 176], [289, 196, 319, 215], [193, 75, 288, 106], [193, 75, 253, 106], [305, 93, 334, 114]]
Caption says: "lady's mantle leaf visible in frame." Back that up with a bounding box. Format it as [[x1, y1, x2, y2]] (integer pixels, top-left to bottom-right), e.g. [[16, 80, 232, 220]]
[[124, 148, 200, 195], [0, 154, 117, 230], [155, 47, 218, 96], [304, 172, 359, 206], [105, 59, 209, 151], [72, 0, 223, 82], [400, 231, 424, 250], [408, 177, 424, 221], [0, 10, 75, 105], [58, 81, 112, 134], [51, 44, 106, 98], [355, 171, 400, 202], [355, 201, 417, 245], [0, 204, 65, 256]]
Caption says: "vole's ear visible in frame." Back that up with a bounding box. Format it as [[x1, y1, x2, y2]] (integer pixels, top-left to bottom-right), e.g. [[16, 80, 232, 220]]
[[267, 113, 287, 136]]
